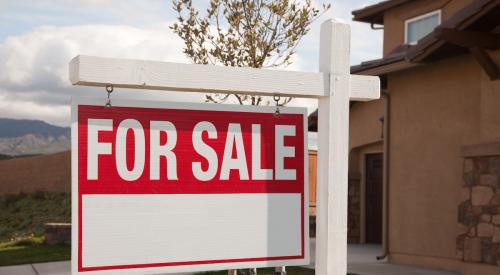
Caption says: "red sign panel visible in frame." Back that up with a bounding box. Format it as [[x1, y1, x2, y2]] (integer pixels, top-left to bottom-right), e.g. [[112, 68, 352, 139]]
[[72, 98, 308, 275]]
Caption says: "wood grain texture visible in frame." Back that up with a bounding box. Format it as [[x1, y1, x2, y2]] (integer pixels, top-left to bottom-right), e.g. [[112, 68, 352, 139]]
[[316, 19, 350, 275], [69, 55, 379, 100]]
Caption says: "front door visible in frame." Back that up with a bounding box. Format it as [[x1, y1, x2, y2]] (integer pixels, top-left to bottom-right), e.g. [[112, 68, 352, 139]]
[[365, 153, 383, 244]]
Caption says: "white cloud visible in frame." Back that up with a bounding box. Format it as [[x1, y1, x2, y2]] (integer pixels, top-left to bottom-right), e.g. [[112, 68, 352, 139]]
[[0, 23, 210, 126], [0, 0, 384, 126]]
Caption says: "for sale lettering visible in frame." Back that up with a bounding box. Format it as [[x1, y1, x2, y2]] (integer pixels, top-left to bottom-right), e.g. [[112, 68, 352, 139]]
[[87, 119, 297, 181]]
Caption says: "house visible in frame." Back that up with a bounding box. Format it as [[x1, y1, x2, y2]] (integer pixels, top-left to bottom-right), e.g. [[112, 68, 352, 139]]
[[309, 0, 500, 274]]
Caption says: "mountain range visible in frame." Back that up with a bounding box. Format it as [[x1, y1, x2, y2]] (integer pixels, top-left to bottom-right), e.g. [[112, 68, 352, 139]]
[[0, 118, 70, 156]]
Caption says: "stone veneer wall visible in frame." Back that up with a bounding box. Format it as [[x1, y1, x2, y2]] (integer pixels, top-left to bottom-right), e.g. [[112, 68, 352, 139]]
[[348, 174, 361, 243], [457, 154, 500, 265]]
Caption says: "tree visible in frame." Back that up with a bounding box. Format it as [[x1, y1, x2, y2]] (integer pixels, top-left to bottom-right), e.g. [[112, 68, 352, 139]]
[[171, 0, 330, 105]]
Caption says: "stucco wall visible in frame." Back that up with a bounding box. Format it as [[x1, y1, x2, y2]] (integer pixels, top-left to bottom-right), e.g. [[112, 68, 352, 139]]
[[387, 50, 500, 274], [0, 151, 70, 194], [349, 99, 385, 151], [383, 0, 475, 55]]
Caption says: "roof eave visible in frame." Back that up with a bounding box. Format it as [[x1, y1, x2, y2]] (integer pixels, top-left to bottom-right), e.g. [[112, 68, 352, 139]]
[[351, 60, 419, 76], [352, 0, 412, 25]]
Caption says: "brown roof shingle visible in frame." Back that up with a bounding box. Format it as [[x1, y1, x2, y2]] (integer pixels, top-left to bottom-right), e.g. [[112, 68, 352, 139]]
[[351, 0, 500, 75]]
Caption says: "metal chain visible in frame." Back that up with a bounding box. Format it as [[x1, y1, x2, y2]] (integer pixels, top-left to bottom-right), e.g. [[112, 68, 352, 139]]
[[105, 85, 113, 107], [273, 95, 280, 115]]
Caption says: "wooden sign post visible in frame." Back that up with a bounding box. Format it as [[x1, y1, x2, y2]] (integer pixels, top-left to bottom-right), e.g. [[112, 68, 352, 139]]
[[69, 19, 380, 275]]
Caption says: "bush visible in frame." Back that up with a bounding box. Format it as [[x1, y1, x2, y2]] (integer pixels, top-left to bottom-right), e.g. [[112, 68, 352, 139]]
[[0, 192, 70, 241]]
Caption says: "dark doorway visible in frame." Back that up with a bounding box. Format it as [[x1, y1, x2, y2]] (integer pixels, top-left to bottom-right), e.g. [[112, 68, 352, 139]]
[[365, 153, 383, 244]]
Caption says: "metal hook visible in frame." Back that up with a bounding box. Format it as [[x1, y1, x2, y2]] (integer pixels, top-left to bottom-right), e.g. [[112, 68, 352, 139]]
[[273, 95, 280, 115], [105, 85, 113, 107]]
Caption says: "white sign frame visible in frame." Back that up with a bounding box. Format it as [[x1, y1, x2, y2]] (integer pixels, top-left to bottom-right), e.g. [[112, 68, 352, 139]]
[[71, 97, 309, 275], [69, 20, 381, 275]]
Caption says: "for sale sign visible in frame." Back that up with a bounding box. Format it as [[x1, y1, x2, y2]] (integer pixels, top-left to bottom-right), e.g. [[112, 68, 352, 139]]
[[71, 98, 308, 275]]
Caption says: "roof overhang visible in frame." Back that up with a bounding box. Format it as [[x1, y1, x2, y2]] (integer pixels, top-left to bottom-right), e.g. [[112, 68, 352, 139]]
[[352, 0, 413, 25], [351, 0, 500, 77]]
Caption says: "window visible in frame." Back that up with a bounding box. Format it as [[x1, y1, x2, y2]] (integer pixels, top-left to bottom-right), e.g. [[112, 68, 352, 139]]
[[405, 10, 441, 44]]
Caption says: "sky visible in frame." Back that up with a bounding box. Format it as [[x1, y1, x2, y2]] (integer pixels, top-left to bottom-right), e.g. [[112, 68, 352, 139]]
[[0, 0, 383, 127]]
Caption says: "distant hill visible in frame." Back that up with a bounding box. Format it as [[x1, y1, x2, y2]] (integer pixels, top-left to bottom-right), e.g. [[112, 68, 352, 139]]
[[0, 118, 70, 156]]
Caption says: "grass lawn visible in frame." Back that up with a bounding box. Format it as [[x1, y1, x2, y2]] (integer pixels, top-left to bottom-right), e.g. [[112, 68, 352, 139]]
[[0, 192, 71, 266], [0, 236, 70, 266]]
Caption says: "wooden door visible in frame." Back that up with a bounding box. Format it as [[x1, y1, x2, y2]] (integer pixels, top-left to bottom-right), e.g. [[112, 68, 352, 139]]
[[365, 153, 383, 244], [308, 150, 317, 216]]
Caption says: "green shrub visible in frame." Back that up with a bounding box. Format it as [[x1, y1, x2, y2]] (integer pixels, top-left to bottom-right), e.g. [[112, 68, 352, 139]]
[[0, 192, 70, 241]]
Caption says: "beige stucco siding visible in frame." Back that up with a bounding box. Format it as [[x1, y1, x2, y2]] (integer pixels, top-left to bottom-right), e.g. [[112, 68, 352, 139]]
[[387, 51, 500, 274], [348, 97, 384, 176], [383, 0, 476, 55], [479, 50, 500, 141]]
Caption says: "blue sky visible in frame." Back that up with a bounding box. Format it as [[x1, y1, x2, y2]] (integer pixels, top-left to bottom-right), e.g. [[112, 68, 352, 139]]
[[0, 0, 382, 126]]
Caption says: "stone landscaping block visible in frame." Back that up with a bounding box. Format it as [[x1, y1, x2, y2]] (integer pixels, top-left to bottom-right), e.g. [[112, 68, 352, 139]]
[[464, 237, 482, 262], [471, 186, 494, 206], [480, 174, 499, 187], [44, 223, 71, 245], [477, 223, 494, 237]]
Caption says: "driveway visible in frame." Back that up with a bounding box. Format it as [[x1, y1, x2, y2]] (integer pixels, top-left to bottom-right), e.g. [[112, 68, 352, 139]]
[[0, 240, 460, 275], [308, 239, 459, 275]]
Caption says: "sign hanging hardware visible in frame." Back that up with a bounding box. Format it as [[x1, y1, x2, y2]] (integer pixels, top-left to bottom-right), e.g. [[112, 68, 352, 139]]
[[273, 95, 281, 115], [105, 85, 113, 107]]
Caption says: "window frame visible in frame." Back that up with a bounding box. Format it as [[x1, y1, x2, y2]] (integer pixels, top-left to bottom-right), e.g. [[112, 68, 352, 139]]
[[404, 9, 442, 45]]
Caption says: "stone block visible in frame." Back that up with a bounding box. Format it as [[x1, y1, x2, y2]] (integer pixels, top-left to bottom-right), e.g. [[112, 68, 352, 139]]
[[491, 193, 500, 205], [471, 186, 494, 206], [481, 238, 497, 264], [493, 226, 500, 243], [464, 159, 474, 173], [474, 158, 490, 174], [480, 174, 499, 187], [489, 157, 500, 174], [44, 223, 71, 245], [480, 214, 492, 223], [477, 223, 494, 237], [493, 215, 500, 225], [464, 237, 482, 262], [472, 206, 483, 215], [468, 226, 476, 237], [484, 205, 499, 215], [458, 223, 468, 235], [463, 173, 478, 186], [460, 187, 470, 202], [458, 201, 480, 226]]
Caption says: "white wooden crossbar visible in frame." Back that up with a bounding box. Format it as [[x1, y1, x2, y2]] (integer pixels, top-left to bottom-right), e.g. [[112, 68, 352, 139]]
[[69, 55, 379, 101]]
